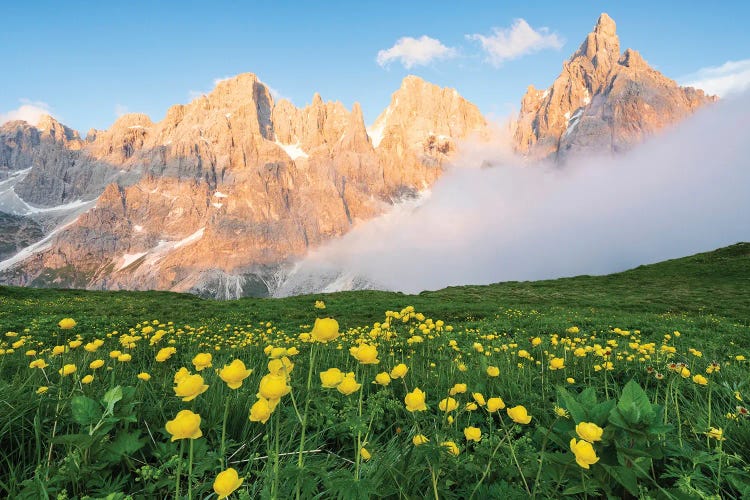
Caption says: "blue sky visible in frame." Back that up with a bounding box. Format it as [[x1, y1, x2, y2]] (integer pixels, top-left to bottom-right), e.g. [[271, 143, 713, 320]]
[[2, 1, 749, 133]]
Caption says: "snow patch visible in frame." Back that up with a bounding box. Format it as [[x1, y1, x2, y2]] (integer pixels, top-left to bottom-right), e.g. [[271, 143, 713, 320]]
[[542, 89, 550, 99], [212, 202, 223, 208], [213, 191, 228, 198], [173, 227, 205, 249], [127, 125, 145, 130], [118, 252, 147, 271], [225, 113, 232, 118], [274, 141, 309, 160], [133, 225, 143, 232]]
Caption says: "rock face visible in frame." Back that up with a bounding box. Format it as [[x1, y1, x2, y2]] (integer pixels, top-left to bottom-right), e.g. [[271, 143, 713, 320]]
[[513, 13, 715, 161], [0, 74, 488, 297]]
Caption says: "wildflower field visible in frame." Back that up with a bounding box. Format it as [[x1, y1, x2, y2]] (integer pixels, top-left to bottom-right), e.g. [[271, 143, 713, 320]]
[[0, 244, 749, 499]]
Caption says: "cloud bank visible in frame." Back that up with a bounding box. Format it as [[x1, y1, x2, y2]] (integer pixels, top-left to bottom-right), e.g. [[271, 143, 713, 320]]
[[278, 93, 750, 296], [467, 19, 564, 66], [0, 99, 54, 126], [680, 59, 750, 97], [376, 36, 457, 69]]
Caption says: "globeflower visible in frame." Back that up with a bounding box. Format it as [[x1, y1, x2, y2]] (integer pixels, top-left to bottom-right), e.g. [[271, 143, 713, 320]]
[[165, 410, 202, 441], [155, 347, 177, 362], [58, 318, 76, 330], [570, 438, 599, 469], [405, 388, 428, 412], [117, 353, 132, 362], [213, 467, 243, 499], [311, 318, 339, 343], [89, 359, 105, 370], [374, 372, 391, 386], [693, 374, 708, 386], [320, 368, 345, 388], [549, 357, 565, 370], [464, 426, 482, 442], [531, 337, 542, 347], [360, 447, 371, 461], [705, 427, 725, 441], [390, 363, 408, 379], [314, 300, 326, 309], [257, 373, 290, 400], [472, 393, 486, 406], [486, 397, 505, 412], [249, 398, 273, 424], [81, 374, 94, 384], [59, 364, 77, 377], [507, 405, 532, 424], [438, 397, 459, 413], [441, 441, 460, 456], [350, 343, 379, 364], [36, 386, 49, 395], [29, 359, 48, 369], [576, 422, 604, 443], [219, 359, 253, 389], [337, 373, 361, 395], [137, 372, 151, 381], [174, 374, 209, 402], [174, 367, 190, 384], [192, 353, 213, 371], [449, 383, 467, 395], [52, 345, 66, 356], [486, 366, 500, 377], [413, 434, 429, 446]]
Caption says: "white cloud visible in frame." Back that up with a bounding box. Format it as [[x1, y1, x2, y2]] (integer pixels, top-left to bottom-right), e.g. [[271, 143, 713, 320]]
[[680, 59, 750, 97], [114, 104, 129, 117], [0, 99, 54, 126], [467, 19, 564, 66], [376, 35, 457, 69]]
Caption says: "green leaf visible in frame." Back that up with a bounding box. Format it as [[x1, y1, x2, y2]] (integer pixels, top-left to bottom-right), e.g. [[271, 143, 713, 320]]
[[71, 396, 101, 426], [602, 464, 639, 496], [102, 385, 123, 414], [612, 380, 653, 426], [557, 387, 587, 423], [99, 430, 145, 463]]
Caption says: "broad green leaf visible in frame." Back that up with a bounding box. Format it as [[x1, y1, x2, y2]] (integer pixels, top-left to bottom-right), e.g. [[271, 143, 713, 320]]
[[71, 396, 101, 426]]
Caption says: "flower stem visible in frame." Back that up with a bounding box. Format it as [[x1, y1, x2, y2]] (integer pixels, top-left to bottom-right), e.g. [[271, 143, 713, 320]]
[[296, 343, 317, 499], [220, 394, 231, 469], [175, 440, 184, 499], [188, 438, 194, 500], [499, 414, 531, 495]]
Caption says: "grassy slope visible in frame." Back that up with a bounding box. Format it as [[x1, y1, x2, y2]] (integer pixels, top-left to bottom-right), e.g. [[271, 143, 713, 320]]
[[1, 243, 748, 343]]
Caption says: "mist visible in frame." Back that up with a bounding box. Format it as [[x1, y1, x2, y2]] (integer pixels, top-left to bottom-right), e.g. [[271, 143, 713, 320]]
[[277, 92, 750, 295]]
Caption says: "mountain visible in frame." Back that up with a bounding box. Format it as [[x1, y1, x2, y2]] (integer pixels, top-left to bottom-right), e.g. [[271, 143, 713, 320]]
[[0, 74, 488, 297], [513, 13, 715, 161]]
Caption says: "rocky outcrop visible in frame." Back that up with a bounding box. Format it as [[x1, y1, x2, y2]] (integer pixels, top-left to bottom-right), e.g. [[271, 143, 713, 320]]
[[0, 73, 489, 297], [513, 13, 715, 161]]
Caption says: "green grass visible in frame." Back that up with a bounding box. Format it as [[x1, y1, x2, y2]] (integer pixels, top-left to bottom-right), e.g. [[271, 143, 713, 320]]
[[2, 242, 749, 343]]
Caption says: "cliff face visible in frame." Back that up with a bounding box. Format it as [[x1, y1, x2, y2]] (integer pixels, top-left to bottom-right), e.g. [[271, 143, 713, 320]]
[[0, 74, 489, 297], [513, 13, 715, 161]]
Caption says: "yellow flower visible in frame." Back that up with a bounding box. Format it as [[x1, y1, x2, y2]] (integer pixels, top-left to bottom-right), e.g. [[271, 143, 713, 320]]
[[137, 372, 151, 381], [174, 374, 209, 402], [360, 447, 371, 461], [68, 340, 82, 349], [389, 363, 408, 379], [692, 374, 708, 386], [518, 350, 530, 359], [680, 367, 691, 378], [89, 359, 105, 370], [472, 393, 486, 406], [736, 355, 746, 361], [441, 441, 460, 456], [29, 359, 49, 369], [554, 406, 570, 418], [25, 349, 36, 356], [219, 359, 253, 389], [566, 326, 580, 334], [566, 377, 575, 384], [81, 374, 94, 384], [548, 357, 565, 370], [59, 364, 77, 377], [486, 366, 500, 377], [486, 397, 505, 412], [257, 374, 290, 400], [413, 434, 429, 446], [155, 347, 177, 362], [174, 367, 191, 384], [117, 353, 132, 362], [320, 368, 345, 388], [109, 350, 122, 359], [311, 318, 339, 343], [438, 397, 459, 413], [465, 402, 478, 411], [337, 374, 361, 395], [570, 438, 599, 469], [52, 345, 66, 356], [268, 357, 294, 377], [165, 410, 202, 441], [58, 318, 76, 330], [350, 343, 379, 364], [36, 386, 49, 395], [464, 426, 482, 442], [531, 337, 542, 347], [374, 372, 391, 386], [449, 383, 467, 396], [576, 422, 603, 443], [705, 427, 725, 441], [507, 405, 532, 424], [213, 467, 244, 499], [405, 388, 428, 412], [314, 300, 326, 309], [192, 353, 213, 371], [249, 398, 273, 424]]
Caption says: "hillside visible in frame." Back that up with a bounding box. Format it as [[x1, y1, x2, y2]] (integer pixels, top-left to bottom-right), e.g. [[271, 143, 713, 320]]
[[2, 243, 748, 336]]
